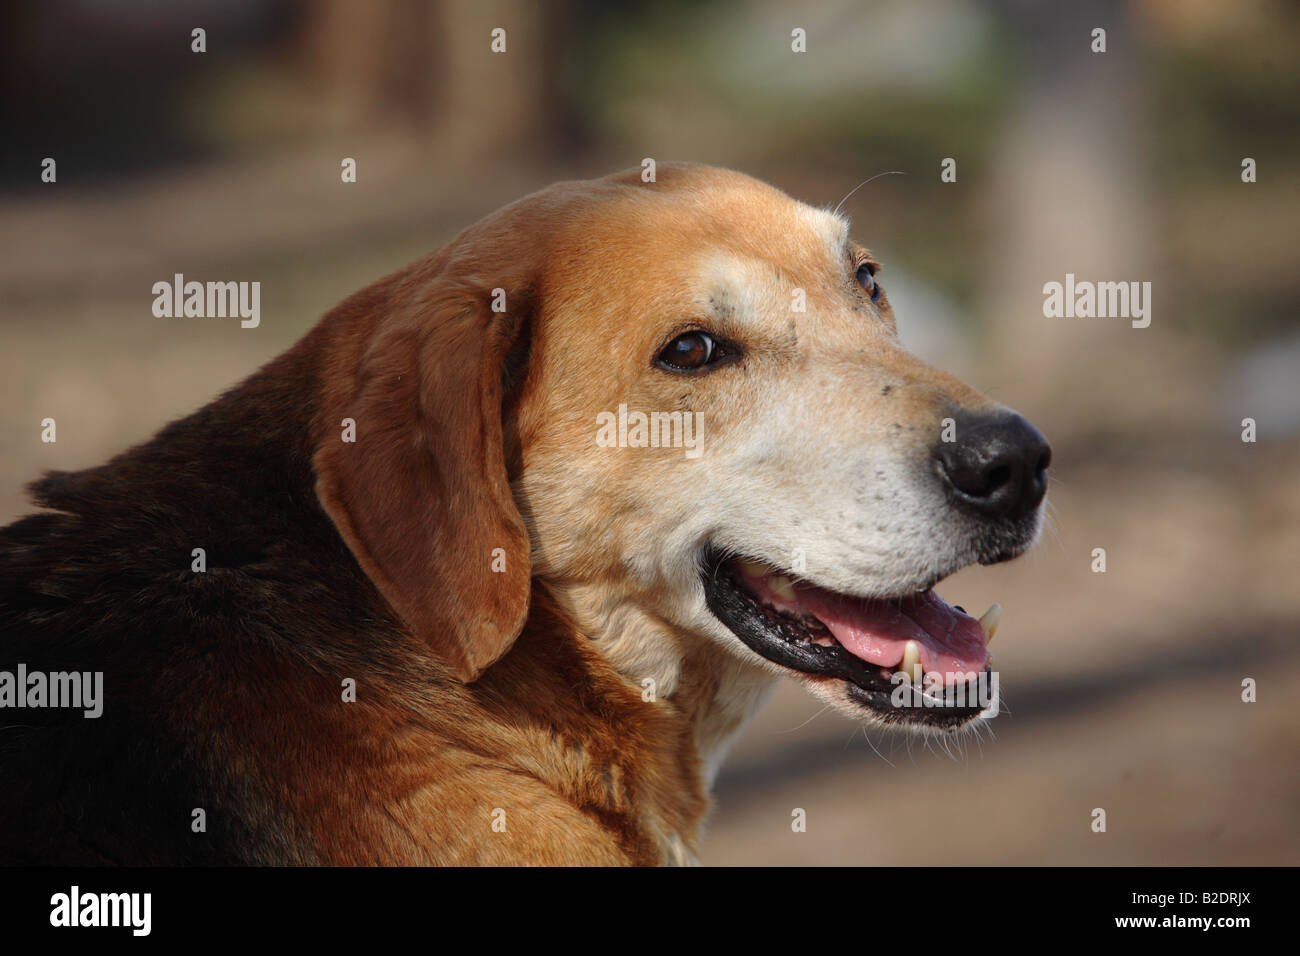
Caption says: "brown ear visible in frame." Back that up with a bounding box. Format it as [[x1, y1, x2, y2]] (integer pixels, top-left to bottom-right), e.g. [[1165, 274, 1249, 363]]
[[313, 271, 532, 682]]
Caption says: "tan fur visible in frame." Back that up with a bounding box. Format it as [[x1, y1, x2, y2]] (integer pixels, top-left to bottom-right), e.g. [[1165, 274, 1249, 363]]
[[296, 163, 1014, 863], [1, 164, 1025, 866]]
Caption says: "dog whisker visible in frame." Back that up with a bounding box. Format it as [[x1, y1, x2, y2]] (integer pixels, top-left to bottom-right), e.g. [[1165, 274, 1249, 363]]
[[833, 170, 907, 217]]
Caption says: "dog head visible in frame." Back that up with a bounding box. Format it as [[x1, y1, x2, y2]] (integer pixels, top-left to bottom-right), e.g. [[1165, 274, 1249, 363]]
[[314, 163, 1050, 729]]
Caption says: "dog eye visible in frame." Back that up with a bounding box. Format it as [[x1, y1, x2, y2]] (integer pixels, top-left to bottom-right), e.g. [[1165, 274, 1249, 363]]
[[657, 331, 719, 371], [855, 263, 881, 302]]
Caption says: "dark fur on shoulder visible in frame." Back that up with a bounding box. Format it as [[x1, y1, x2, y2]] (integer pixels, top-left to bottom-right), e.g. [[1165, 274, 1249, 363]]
[[1, 333, 380, 863]]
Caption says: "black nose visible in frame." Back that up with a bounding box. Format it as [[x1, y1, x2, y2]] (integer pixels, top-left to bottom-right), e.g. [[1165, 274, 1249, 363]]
[[935, 412, 1051, 520]]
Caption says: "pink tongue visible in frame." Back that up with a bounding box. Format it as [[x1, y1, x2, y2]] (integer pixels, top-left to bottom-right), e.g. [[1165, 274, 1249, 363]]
[[798, 587, 988, 677]]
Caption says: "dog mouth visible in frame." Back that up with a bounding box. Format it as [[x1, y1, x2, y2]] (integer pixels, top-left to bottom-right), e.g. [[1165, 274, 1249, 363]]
[[700, 550, 1000, 728]]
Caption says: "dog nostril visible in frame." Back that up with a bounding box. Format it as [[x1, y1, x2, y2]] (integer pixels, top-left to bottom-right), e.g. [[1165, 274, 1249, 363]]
[[983, 464, 1012, 497]]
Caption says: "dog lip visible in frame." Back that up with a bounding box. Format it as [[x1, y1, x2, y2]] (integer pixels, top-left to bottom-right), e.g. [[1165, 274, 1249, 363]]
[[716, 555, 988, 674], [699, 548, 990, 727]]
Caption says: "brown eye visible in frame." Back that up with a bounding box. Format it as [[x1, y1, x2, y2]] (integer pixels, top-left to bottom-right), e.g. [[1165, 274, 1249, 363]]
[[856, 263, 881, 302], [657, 331, 719, 371]]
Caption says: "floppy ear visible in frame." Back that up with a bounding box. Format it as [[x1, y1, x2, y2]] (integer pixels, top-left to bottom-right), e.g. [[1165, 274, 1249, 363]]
[[313, 270, 532, 682]]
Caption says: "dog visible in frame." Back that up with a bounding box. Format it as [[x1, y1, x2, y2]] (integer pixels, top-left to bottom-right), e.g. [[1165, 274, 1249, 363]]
[[0, 163, 1049, 865]]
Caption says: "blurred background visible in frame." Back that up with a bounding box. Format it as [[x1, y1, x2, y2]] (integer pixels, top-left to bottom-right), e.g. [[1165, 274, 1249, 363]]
[[1, 0, 1297, 864]]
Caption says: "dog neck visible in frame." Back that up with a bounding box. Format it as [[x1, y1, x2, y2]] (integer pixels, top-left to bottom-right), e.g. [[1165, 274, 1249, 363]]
[[545, 580, 777, 789]]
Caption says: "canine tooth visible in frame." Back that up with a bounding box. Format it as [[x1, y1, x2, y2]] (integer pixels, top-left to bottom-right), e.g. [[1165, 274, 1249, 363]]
[[768, 574, 797, 600], [978, 603, 1002, 644], [738, 559, 768, 579], [900, 640, 921, 683]]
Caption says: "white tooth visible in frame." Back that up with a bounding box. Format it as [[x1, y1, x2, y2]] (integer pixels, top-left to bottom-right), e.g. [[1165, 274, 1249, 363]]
[[978, 603, 1002, 644], [738, 559, 768, 579], [767, 574, 797, 600], [900, 640, 921, 682]]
